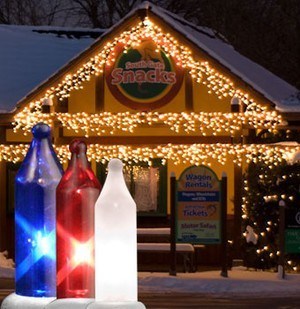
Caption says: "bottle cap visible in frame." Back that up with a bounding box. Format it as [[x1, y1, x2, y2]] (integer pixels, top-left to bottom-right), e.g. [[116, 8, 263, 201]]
[[108, 158, 123, 171], [69, 139, 81, 154], [69, 139, 87, 154], [77, 141, 87, 154], [32, 123, 51, 139]]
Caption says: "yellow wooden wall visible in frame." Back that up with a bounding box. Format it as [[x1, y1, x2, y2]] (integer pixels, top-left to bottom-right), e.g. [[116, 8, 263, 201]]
[[65, 62, 236, 215]]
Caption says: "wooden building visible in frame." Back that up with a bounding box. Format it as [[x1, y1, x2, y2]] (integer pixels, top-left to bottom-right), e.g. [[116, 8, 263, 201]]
[[0, 3, 299, 266]]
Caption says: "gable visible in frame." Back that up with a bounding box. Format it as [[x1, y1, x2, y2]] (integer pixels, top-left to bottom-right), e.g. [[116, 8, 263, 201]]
[[11, 9, 283, 124], [150, 6, 299, 111]]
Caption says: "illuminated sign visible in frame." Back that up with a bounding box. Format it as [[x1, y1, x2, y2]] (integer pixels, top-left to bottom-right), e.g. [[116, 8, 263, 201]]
[[106, 39, 184, 110], [176, 165, 221, 244], [285, 209, 300, 253]]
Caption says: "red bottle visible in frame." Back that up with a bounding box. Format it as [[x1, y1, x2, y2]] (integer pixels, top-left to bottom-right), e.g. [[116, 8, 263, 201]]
[[56, 139, 101, 298]]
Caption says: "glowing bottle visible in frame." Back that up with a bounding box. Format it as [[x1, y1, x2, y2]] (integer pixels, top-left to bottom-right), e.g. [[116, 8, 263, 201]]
[[94, 158, 137, 302], [15, 123, 63, 297], [56, 140, 101, 298]]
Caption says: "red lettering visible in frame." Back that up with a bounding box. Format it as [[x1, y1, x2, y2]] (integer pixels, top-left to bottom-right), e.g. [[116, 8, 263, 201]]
[[155, 69, 168, 83], [111, 68, 123, 84], [135, 70, 146, 83], [167, 72, 176, 84], [111, 68, 177, 85], [146, 70, 156, 82], [123, 71, 135, 83]]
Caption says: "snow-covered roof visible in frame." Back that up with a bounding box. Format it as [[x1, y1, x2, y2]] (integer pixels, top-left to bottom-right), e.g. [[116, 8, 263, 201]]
[[0, 2, 299, 113], [0, 25, 102, 112], [147, 4, 299, 112]]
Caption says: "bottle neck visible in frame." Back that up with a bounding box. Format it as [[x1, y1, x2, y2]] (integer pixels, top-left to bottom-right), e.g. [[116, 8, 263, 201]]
[[103, 169, 127, 191], [77, 151, 89, 169], [68, 152, 77, 169]]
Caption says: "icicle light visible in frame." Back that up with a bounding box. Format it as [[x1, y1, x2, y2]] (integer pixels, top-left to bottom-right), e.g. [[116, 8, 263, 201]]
[[13, 111, 282, 136], [12, 18, 280, 133], [1, 143, 299, 166]]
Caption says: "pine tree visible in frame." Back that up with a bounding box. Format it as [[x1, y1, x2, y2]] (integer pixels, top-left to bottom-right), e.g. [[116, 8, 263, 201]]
[[242, 159, 300, 271]]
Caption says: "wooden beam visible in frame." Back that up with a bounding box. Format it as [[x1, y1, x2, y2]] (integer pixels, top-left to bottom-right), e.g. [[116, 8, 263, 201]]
[[55, 97, 68, 113], [0, 162, 7, 252], [185, 71, 193, 111], [0, 114, 13, 125], [0, 127, 6, 143], [233, 164, 243, 259], [95, 74, 105, 112]]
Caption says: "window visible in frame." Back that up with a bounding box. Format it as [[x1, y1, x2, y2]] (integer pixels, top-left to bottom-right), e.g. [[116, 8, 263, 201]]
[[97, 159, 167, 216]]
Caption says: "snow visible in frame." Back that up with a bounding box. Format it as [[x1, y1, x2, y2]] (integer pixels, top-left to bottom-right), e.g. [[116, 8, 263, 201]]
[[0, 25, 95, 112], [138, 268, 300, 297], [137, 228, 170, 235], [279, 91, 300, 112], [0, 251, 14, 279], [2, 259, 300, 297]]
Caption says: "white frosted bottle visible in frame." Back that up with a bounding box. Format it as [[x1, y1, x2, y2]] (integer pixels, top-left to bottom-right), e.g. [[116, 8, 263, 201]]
[[94, 158, 137, 302]]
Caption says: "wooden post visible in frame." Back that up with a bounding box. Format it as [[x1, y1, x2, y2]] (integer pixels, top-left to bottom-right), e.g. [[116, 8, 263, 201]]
[[0, 161, 6, 252], [184, 71, 194, 112], [233, 164, 243, 258], [220, 172, 228, 277], [95, 73, 105, 112], [169, 172, 177, 276], [278, 199, 286, 279], [231, 97, 243, 259]]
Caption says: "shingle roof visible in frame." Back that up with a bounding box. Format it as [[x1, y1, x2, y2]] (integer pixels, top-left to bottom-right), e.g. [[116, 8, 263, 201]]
[[147, 4, 299, 112], [0, 2, 298, 113], [0, 25, 103, 112]]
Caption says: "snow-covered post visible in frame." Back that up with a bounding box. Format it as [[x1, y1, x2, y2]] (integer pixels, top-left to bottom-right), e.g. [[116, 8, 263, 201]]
[[220, 172, 228, 278], [278, 199, 286, 279]]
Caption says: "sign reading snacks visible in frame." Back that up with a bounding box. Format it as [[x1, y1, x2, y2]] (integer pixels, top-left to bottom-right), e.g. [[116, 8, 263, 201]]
[[176, 165, 221, 244], [106, 39, 184, 110]]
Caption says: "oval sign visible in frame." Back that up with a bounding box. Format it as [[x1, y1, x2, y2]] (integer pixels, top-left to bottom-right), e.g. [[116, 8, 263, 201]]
[[106, 39, 184, 110]]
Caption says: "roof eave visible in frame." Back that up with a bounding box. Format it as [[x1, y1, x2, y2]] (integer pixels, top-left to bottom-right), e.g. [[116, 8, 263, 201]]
[[12, 7, 148, 116]]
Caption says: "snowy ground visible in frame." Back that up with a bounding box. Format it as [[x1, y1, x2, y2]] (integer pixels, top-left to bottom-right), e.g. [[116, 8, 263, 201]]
[[2, 249, 300, 298], [138, 267, 300, 297]]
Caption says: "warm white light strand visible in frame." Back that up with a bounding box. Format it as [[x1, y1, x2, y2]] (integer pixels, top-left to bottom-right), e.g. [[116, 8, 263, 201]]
[[1, 143, 299, 166], [13, 110, 282, 136], [13, 17, 276, 133]]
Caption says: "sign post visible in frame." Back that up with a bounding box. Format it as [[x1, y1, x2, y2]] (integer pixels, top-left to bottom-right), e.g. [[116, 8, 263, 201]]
[[284, 206, 300, 254], [170, 172, 177, 276], [220, 172, 228, 278], [278, 200, 286, 279]]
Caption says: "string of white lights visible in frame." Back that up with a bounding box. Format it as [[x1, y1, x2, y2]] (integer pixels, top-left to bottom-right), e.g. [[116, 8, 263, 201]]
[[1, 143, 299, 165]]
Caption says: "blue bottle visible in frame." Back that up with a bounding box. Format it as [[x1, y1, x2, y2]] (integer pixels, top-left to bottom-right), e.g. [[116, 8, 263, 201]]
[[15, 123, 63, 297]]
